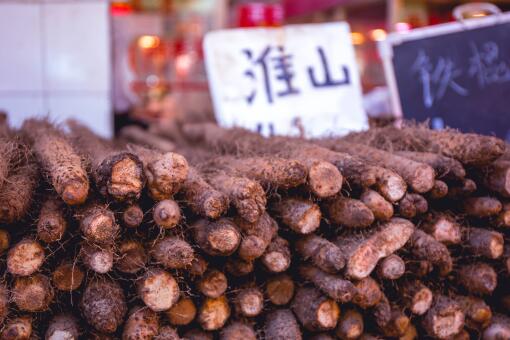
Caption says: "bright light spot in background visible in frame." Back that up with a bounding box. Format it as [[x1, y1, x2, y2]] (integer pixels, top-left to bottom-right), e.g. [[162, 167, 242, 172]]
[[175, 53, 195, 78], [138, 35, 161, 49], [369, 29, 387, 41], [395, 22, 411, 32], [351, 32, 365, 45], [471, 12, 488, 17]]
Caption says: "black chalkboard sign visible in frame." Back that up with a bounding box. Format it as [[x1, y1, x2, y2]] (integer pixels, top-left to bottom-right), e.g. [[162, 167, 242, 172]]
[[380, 14, 510, 141]]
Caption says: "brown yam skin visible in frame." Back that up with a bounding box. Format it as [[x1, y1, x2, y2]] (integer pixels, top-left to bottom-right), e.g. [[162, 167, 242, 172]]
[[291, 286, 340, 331], [182, 167, 229, 219], [498, 202, 510, 227], [138, 269, 180, 312], [1, 316, 32, 340], [299, 265, 356, 303], [52, 262, 84, 291], [154, 326, 182, 340], [235, 212, 278, 261], [265, 309, 302, 340], [80, 242, 114, 274], [77, 203, 119, 245], [166, 296, 197, 326], [261, 236, 291, 273], [483, 314, 510, 340], [463, 197, 502, 217], [336, 218, 414, 280], [423, 295, 465, 339], [0, 229, 10, 254], [189, 254, 209, 277], [22, 119, 89, 205], [153, 199, 181, 229], [220, 322, 257, 340], [335, 308, 364, 340], [46, 314, 79, 340], [454, 295, 492, 329], [37, 195, 67, 243], [226, 257, 254, 276], [325, 197, 375, 228], [360, 189, 394, 221], [123, 204, 144, 228], [197, 270, 228, 298], [122, 307, 160, 340], [127, 144, 188, 201], [429, 180, 449, 199], [120, 125, 176, 153], [376, 254, 405, 280], [192, 218, 241, 256], [0, 284, 8, 324], [447, 178, 477, 199], [151, 236, 194, 269], [485, 159, 510, 197], [0, 160, 38, 223], [204, 172, 266, 223], [81, 278, 127, 334], [273, 197, 321, 234], [458, 263, 497, 295], [295, 234, 345, 273], [402, 280, 433, 315], [353, 277, 383, 309], [234, 287, 264, 317], [12, 274, 54, 312], [408, 229, 453, 275], [266, 274, 295, 306], [116, 240, 148, 274], [198, 296, 231, 331], [464, 227, 504, 259], [421, 213, 461, 245], [7, 239, 45, 276], [395, 151, 466, 180]]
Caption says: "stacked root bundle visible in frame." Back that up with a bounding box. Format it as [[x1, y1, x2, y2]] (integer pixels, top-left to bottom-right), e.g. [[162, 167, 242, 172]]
[[0, 117, 509, 339]]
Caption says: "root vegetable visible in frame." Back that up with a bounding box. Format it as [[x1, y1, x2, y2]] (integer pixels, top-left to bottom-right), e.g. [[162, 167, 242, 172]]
[[295, 234, 345, 273], [497, 202, 510, 227], [76, 202, 118, 245], [266, 274, 295, 306], [80, 242, 114, 274], [0, 160, 38, 223], [453, 295, 492, 329], [353, 277, 383, 309], [408, 229, 453, 275], [151, 236, 194, 269], [447, 178, 477, 199], [335, 218, 414, 279], [189, 254, 208, 277], [122, 203, 144, 228], [52, 262, 84, 291], [153, 199, 181, 229], [220, 322, 257, 340], [166, 296, 197, 326], [421, 213, 461, 245], [483, 314, 510, 340], [81, 278, 127, 333], [226, 257, 254, 276], [138, 269, 180, 312], [183, 329, 213, 340], [265, 309, 302, 340], [1, 316, 32, 340], [399, 324, 418, 340], [7, 239, 45, 276], [360, 189, 394, 221], [12, 274, 54, 312], [0, 284, 7, 324], [335, 308, 364, 340], [273, 197, 321, 234], [0, 229, 9, 254], [429, 180, 449, 199], [325, 197, 374, 228], [22, 119, 89, 205], [192, 218, 241, 256], [376, 254, 405, 280], [182, 167, 229, 219], [127, 144, 188, 201], [381, 309, 410, 338], [458, 262, 497, 295], [197, 269, 228, 298], [423, 295, 465, 339], [198, 296, 231, 331], [46, 314, 79, 340], [299, 265, 356, 303], [120, 125, 176, 152], [37, 195, 67, 243], [116, 239, 147, 274], [463, 197, 502, 217], [398, 193, 428, 219], [402, 280, 433, 315], [122, 307, 159, 340], [261, 236, 291, 273], [235, 212, 278, 261], [395, 151, 466, 180], [234, 287, 264, 317], [464, 227, 504, 259], [292, 286, 340, 331], [484, 159, 510, 197], [68, 120, 145, 202]]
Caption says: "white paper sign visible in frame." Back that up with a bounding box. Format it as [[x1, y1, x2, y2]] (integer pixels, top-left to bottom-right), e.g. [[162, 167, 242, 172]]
[[204, 22, 368, 137]]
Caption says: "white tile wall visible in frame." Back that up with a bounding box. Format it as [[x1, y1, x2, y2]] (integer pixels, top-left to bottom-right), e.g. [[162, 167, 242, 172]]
[[0, 1, 112, 137]]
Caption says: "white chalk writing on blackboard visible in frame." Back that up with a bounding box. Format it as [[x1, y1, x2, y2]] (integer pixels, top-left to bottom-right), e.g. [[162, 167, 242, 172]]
[[469, 41, 510, 88], [412, 50, 468, 108]]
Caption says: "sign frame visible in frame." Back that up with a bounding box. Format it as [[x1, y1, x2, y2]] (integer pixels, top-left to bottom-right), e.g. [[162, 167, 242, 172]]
[[378, 11, 510, 120]]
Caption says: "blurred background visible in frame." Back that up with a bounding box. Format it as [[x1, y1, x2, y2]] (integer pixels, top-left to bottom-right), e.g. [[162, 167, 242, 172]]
[[1, 0, 508, 137]]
